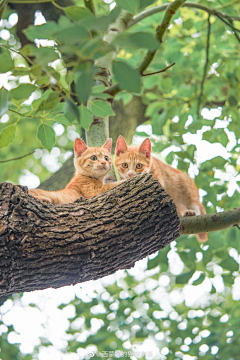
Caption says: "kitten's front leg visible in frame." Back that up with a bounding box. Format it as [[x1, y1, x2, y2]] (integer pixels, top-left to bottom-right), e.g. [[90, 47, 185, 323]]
[[29, 189, 53, 203]]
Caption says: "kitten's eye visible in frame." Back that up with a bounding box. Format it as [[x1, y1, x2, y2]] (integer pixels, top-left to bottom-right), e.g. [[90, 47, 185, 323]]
[[136, 163, 143, 169], [122, 163, 128, 168], [104, 156, 109, 161], [90, 155, 97, 161]]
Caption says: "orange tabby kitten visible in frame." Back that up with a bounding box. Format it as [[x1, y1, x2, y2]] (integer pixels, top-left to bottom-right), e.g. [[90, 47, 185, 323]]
[[114, 136, 207, 242], [29, 138, 122, 204]]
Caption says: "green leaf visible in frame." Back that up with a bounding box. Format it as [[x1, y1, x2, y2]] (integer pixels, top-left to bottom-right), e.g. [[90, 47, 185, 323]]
[[130, 32, 159, 51], [175, 270, 194, 284], [0, 124, 16, 148], [37, 92, 60, 112], [54, 114, 71, 125], [220, 255, 239, 272], [37, 124, 55, 151], [147, 255, 159, 270], [116, 0, 139, 13], [64, 98, 79, 121], [64, 6, 94, 22], [139, 0, 156, 11], [192, 273, 205, 285], [0, 87, 11, 116], [211, 156, 228, 168], [90, 100, 115, 117], [21, 46, 59, 65], [113, 32, 159, 51], [55, 26, 89, 45], [229, 95, 238, 107], [24, 22, 58, 41], [79, 105, 93, 131], [112, 61, 141, 93], [75, 64, 95, 104], [0, 48, 14, 73], [222, 274, 234, 285], [10, 84, 37, 101]]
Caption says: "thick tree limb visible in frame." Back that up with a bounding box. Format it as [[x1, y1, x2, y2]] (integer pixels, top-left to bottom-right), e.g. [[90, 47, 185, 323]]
[[0, 175, 180, 297]]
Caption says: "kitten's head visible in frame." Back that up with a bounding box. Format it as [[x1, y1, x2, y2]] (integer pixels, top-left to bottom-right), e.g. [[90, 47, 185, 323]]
[[74, 138, 112, 179], [114, 136, 152, 180]]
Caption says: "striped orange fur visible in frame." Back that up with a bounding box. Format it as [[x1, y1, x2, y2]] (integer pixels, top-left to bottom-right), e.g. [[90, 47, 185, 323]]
[[114, 136, 208, 242], [29, 138, 121, 204]]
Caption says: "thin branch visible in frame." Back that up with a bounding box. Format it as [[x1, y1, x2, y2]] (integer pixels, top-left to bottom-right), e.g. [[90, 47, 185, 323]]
[[197, 15, 211, 119], [229, 19, 240, 43], [216, 0, 240, 10], [0, 151, 35, 163], [84, 0, 96, 15], [137, 51, 157, 76], [128, 2, 240, 28], [180, 207, 240, 235], [215, 13, 240, 33], [138, 0, 187, 75], [142, 62, 175, 76]]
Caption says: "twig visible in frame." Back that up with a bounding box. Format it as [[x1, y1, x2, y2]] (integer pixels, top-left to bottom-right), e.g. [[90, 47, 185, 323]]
[[128, 2, 240, 28], [197, 15, 211, 119], [234, 224, 240, 230], [84, 0, 96, 15], [216, 0, 239, 10], [138, 0, 187, 75], [142, 62, 175, 76], [0, 151, 35, 163], [229, 19, 240, 43], [215, 13, 240, 33]]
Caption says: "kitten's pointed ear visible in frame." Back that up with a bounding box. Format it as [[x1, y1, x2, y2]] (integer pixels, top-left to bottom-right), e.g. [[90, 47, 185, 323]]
[[74, 138, 88, 157], [102, 138, 112, 154], [115, 135, 128, 156], [139, 138, 151, 158]]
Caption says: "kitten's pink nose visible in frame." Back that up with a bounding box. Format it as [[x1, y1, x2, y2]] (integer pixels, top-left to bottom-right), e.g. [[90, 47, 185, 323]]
[[129, 174, 134, 177], [101, 162, 106, 166]]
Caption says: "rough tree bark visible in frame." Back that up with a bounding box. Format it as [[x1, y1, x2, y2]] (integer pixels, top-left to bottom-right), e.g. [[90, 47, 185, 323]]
[[0, 174, 180, 298]]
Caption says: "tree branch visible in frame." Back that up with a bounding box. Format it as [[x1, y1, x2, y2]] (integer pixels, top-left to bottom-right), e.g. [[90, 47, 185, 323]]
[[197, 15, 211, 119], [138, 0, 187, 75], [128, 1, 240, 28], [215, 13, 240, 33], [142, 62, 175, 76], [0, 175, 179, 297], [0, 151, 35, 163], [180, 208, 240, 235], [106, 0, 187, 96]]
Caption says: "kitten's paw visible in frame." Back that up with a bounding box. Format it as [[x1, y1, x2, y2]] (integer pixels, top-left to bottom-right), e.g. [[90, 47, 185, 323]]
[[196, 233, 208, 242], [184, 210, 196, 217], [35, 195, 52, 203]]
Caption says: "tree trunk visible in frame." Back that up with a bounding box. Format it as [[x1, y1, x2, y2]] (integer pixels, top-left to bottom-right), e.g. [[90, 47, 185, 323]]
[[0, 174, 180, 298]]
